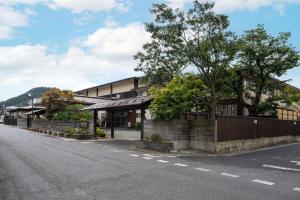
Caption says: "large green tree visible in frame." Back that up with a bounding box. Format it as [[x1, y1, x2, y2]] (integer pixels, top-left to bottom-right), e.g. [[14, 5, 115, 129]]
[[135, 1, 237, 119], [237, 25, 300, 117]]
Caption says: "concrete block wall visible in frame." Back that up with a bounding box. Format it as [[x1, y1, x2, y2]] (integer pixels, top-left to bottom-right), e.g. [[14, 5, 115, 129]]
[[144, 119, 216, 151], [31, 119, 89, 132], [17, 118, 28, 129]]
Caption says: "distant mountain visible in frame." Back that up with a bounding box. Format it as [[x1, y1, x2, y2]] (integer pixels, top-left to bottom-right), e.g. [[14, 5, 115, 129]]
[[0, 87, 50, 107]]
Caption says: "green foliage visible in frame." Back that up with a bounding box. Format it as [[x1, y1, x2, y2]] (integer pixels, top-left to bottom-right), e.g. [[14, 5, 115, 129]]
[[65, 128, 88, 135], [96, 127, 106, 138], [134, 1, 238, 119], [145, 134, 167, 143], [52, 104, 92, 121], [150, 74, 209, 120], [134, 122, 142, 130], [237, 25, 300, 116], [42, 88, 74, 119], [0, 87, 50, 107]]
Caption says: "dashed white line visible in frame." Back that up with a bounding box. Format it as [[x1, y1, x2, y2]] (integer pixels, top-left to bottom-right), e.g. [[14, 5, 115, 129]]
[[130, 154, 140, 157], [143, 154, 161, 158], [195, 168, 211, 172], [142, 157, 153, 160], [166, 155, 177, 158], [174, 163, 188, 167], [221, 173, 240, 178], [262, 164, 300, 172], [81, 142, 92, 144], [252, 179, 274, 186], [291, 161, 300, 165], [293, 187, 300, 192], [157, 160, 169, 163]]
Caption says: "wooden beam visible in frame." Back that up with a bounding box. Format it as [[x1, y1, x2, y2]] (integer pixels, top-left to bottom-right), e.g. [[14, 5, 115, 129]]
[[93, 110, 98, 138], [111, 110, 115, 139], [141, 108, 145, 140]]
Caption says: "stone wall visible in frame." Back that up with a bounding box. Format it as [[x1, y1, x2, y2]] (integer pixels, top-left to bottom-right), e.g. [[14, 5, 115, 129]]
[[31, 119, 90, 132], [144, 119, 216, 151]]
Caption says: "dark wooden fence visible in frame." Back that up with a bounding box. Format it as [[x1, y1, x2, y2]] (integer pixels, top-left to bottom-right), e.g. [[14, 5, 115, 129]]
[[217, 116, 300, 142], [4, 118, 17, 126]]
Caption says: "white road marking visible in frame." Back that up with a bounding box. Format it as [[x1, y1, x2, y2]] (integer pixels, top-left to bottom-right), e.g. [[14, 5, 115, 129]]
[[291, 161, 300, 165], [195, 168, 211, 172], [293, 187, 300, 192], [174, 163, 188, 167], [166, 155, 177, 158], [143, 154, 161, 158], [130, 154, 140, 157], [142, 157, 153, 160], [81, 142, 92, 144], [252, 179, 274, 186], [262, 164, 300, 172], [221, 173, 240, 178], [157, 160, 169, 163], [62, 138, 75, 141]]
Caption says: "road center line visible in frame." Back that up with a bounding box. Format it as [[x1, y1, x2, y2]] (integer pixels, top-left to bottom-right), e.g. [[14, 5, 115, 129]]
[[130, 154, 139, 157], [195, 168, 211, 172], [142, 157, 153, 160], [262, 164, 300, 172], [174, 163, 188, 167], [293, 187, 300, 192], [157, 160, 169, 163], [221, 173, 240, 178], [252, 179, 274, 186]]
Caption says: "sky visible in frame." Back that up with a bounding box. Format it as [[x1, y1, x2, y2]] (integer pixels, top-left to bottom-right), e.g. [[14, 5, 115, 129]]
[[0, 0, 299, 101]]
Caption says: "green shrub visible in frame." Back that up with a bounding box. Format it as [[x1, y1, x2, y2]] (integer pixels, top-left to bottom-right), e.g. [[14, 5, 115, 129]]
[[96, 128, 106, 138], [64, 128, 88, 135], [149, 134, 164, 143], [52, 104, 93, 121], [134, 122, 142, 130]]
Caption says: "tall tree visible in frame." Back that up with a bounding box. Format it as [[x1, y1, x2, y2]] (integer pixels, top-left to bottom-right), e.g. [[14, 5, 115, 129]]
[[237, 25, 300, 117], [135, 1, 237, 119], [42, 88, 74, 119]]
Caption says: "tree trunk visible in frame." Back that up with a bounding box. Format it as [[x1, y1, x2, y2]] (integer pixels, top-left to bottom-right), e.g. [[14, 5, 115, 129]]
[[209, 86, 217, 120]]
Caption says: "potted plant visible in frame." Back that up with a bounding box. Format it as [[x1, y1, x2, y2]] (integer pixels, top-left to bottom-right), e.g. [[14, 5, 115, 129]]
[[143, 134, 174, 153]]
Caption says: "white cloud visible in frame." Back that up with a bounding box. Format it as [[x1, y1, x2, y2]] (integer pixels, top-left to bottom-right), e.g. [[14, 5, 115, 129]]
[[0, 5, 31, 39], [167, 0, 192, 9], [0, 23, 150, 101], [1, 0, 132, 13], [167, 0, 300, 14]]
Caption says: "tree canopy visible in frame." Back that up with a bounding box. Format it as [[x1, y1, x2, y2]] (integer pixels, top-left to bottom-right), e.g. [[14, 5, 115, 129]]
[[135, 1, 237, 119], [150, 74, 209, 120], [42, 88, 74, 119], [136, 1, 300, 119], [236, 25, 300, 116]]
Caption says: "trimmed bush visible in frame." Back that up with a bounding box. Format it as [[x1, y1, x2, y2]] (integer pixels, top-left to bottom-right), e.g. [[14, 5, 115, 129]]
[[96, 128, 106, 138]]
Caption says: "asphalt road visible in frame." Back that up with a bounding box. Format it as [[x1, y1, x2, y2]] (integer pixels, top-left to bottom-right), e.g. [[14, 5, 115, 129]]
[[0, 124, 299, 200]]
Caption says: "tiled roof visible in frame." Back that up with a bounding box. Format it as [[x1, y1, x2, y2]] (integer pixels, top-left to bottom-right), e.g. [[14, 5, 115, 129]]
[[85, 96, 152, 110]]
